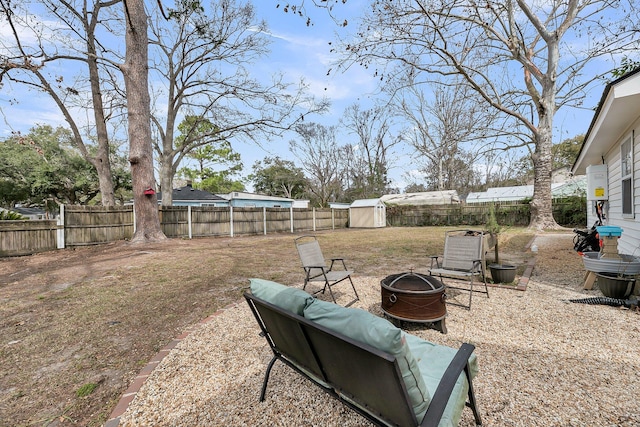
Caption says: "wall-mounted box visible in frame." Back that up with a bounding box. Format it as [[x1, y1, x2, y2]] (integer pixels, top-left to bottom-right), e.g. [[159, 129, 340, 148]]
[[586, 164, 608, 201]]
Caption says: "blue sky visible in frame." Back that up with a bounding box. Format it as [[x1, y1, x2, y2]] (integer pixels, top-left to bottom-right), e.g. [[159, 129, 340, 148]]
[[0, 1, 621, 192]]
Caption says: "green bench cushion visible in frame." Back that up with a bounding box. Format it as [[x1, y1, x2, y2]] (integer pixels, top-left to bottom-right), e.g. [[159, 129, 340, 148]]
[[404, 333, 478, 427], [249, 278, 314, 316], [303, 298, 430, 420]]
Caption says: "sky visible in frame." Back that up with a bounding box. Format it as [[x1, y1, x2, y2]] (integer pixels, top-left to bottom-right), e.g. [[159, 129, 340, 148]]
[[0, 1, 625, 193]]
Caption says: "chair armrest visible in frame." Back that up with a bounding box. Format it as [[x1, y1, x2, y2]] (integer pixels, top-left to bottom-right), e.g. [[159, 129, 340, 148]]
[[329, 258, 348, 270], [420, 343, 476, 427]]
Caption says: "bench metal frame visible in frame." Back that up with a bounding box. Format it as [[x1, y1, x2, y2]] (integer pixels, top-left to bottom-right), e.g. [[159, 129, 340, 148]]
[[245, 290, 483, 427]]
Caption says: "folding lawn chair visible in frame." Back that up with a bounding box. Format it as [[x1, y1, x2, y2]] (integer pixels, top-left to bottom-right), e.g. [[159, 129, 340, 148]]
[[429, 230, 490, 310], [295, 235, 359, 307]]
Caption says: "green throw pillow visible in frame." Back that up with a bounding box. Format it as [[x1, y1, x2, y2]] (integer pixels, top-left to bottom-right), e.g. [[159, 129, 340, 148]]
[[303, 298, 431, 419], [249, 278, 314, 316]]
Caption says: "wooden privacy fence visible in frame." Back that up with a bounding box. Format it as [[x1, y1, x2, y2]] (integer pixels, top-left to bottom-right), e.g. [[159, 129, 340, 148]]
[[0, 205, 349, 257], [385, 200, 586, 228], [0, 220, 58, 257], [385, 204, 531, 227]]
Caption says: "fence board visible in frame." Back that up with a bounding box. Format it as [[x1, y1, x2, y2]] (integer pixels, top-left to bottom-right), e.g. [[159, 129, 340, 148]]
[[160, 206, 189, 238], [64, 205, 133, 245], [191, 207, 230, 237], [0, 220, 58, 256]]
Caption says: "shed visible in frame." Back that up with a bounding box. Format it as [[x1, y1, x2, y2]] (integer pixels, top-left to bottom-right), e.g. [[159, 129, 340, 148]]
[[349, 198, 386, 228]]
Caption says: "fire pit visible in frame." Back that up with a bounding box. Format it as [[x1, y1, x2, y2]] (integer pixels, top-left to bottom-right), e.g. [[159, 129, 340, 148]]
[[381, 272, 447, 334]]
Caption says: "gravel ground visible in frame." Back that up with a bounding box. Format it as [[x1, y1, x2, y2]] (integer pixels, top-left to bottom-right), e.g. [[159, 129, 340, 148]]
[[119, 234, 640, 426]]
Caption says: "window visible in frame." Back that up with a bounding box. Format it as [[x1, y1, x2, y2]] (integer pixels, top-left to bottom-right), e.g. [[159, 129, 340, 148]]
[[621, 133, 634, 216]]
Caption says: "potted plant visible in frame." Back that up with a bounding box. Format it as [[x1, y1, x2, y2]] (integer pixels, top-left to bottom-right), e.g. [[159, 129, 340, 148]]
[[485, 204, 517, 284]]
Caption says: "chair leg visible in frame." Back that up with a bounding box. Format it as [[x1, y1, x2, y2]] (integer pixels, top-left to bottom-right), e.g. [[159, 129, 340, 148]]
[[259, 355, 279, 401], [482, 276, 490, 299], [325, 281, 338, 303], [438, 274, 472, 310], [343, 277, 359, 307], [465, 365, 483, 425]]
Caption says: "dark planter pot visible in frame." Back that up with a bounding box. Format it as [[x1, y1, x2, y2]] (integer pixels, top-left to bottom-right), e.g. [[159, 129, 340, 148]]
[[489, 263, 517, 284], [595, 272, 636, 299]]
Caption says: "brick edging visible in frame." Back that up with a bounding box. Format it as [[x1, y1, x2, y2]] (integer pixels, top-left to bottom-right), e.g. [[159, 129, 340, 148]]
[[104, 301, 242, 427]]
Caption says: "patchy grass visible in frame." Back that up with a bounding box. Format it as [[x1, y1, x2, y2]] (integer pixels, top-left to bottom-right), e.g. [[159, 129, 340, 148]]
[[0, 227, 533, 426]]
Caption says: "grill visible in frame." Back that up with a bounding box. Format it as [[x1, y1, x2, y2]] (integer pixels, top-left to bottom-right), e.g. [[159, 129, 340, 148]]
[[381, 272, 447, 334]]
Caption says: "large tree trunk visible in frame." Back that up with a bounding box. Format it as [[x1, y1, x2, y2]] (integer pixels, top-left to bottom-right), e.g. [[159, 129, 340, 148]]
[[122, 0, 165, 243], [87, 35, 116, 206], [528, 37, 561, 232], [529, 100, 560, 231], [159, 157, 174, 206]]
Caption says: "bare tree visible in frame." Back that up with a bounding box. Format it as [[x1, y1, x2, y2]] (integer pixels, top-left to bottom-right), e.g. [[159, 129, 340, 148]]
[[341, 103, 398, 198], [330, 0, 639, 229], [148, 0, 328, 205], [394, 81, 493, 192], [0, 0, 124, 206], [121, 0, 165, 242], [290, 123, 345, 207]]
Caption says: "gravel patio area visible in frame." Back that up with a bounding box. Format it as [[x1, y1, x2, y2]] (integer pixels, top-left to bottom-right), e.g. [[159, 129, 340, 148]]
[[117, 233, 640, 426]]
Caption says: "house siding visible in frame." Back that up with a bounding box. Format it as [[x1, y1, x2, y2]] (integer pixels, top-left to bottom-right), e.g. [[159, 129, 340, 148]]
[[596, 116, 640, 255], [230, 199, 293, 208]]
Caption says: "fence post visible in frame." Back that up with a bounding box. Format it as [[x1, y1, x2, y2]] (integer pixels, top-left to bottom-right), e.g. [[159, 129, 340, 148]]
[[230, 206, 234, 237], [188, 205, 192, 239], [313, 207, 316, 232], [332, 208, 335, 229], [56, 204, 65, 249], [290, 206, 294, 233], [263, 207, 267, 235]]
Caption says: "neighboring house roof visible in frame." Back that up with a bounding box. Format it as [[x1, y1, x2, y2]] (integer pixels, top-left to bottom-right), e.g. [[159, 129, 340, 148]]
[[466, 185, 536, 203], [220, 191, 294, 203], [13, 206, 47, 217], [350, 198, 384, 208], [551, 176, 587, 198], [465, 179, 585, 203], [157, 184, 227, 203], [381, 190, 460, 205], [1, 206, 47, 219], [329, 202, 351, 209], [572, 67, 640, 174]]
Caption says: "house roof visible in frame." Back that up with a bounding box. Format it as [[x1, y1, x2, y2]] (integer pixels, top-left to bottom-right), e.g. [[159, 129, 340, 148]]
[[381, 190, 460, 205], [157, 185, 227, 202], [466, 185, 536, 203], [465, 180, 584, 203], [572, 67, 640, 174], [350, 198, 384, 208], [11, 206, 46, 216], [220, 191, 294, 202], [329, 202, 351, 209]]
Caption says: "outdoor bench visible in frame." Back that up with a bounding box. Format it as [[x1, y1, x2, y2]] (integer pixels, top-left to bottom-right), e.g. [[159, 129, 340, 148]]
[[245, 278, 483, 427]]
